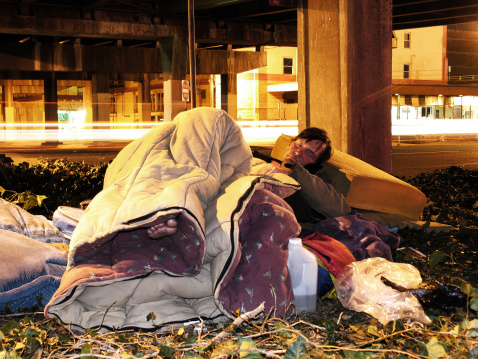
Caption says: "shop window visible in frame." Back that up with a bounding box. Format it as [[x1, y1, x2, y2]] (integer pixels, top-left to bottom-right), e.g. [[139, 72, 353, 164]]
[[151, 91, 163, 113], [404, 33, 411, 48], [283, 58, 293, 74], [403, 64, 410, 79]]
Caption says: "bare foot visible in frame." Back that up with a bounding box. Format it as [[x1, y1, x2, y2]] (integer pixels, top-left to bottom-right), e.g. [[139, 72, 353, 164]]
[[147, 218, 178, 239]]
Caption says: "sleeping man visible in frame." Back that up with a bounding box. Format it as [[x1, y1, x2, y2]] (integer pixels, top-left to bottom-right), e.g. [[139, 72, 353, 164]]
[[252, 127, 351, 232], [253, 127, 400, 263]]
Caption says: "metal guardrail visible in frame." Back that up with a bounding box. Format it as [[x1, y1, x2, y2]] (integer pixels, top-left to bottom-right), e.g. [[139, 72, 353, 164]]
[[448, 75, 478, 82]]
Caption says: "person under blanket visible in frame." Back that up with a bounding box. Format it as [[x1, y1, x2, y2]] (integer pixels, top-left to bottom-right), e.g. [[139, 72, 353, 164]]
[[253, 127, 351, 231]]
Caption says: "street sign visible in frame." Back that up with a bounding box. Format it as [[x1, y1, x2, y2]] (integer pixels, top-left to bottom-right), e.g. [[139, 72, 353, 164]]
[[182, 80, 189, 102]]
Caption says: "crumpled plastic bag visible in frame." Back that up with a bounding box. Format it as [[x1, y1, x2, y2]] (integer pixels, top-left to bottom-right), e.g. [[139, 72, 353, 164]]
[[334, 257, 432, 325]]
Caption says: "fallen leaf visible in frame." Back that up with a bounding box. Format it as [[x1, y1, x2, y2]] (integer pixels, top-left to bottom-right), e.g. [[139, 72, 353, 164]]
[[426, 337, 447, 358]]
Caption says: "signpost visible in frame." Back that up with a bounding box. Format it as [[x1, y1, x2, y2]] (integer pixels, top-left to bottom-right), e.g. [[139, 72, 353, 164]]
[[182, 80, 189, 102]]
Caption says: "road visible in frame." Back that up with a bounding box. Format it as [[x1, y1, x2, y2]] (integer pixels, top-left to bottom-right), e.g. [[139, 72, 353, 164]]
[[2, 140, 478, 178], [391, 140, 478, 177]]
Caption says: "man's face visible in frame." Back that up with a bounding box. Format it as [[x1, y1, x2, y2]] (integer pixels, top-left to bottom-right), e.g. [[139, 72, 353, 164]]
[[282, 138, 326, 167]]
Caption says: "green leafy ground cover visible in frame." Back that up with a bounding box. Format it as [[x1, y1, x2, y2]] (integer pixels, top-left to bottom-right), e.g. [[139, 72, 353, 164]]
[[0, 157, 477, 358]]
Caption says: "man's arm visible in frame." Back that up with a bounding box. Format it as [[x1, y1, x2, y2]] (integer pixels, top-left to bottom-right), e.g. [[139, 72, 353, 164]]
[[289, 163, 351, 218]]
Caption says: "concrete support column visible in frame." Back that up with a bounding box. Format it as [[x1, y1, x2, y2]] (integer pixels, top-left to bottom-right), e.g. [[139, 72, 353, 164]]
[[91, 72, 110, 125], [44, 72, 58, 125], [140, 73, 152, 122], [220, 49, 237, 120], [43, 72, 61, 144], [4, 81, 14, 125], [297, 0, 392, 172], [83, 82, 93, 125], [163, 79, 185, 122], [159, 34, 187, 122]]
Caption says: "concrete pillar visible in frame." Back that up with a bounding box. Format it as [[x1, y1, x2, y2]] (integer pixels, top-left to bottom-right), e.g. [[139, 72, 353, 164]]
[[220, 74, 228, 115], [208, 75, 215, 108], [297, 0, 392, 172], [44, 72, 58, 125], [83, 81, 93, 125], [139, 73, 152, 122], [159, 34, 187, 122], [91, 72, 110, 125], [43, 72, 61, 144], [163, 79, 185, 122], [4, 81, 14, 125], [220, 49, 237, 120]]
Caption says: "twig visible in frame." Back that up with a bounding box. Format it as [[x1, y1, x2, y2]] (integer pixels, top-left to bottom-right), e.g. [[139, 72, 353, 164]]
[[291, 319, 326, 331], [337, 311, 343, 325], [243, 347, 285, 358], [270, 284, 277, 318], [97, 300, 117, 331], [353, 327, 416, 348], [317, 345, 430, 359], [211, 302, 265, 342], [197, 317, 205, 341], [140, 351, 161, 359], [0, 311, 43, 319], [60, 354, 124, 359]]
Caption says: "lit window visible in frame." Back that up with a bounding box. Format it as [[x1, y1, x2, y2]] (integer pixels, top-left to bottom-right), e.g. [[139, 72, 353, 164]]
[[283, 58, 293, 74], [403, 64, 410, 79], [404, 33, 411, 48]]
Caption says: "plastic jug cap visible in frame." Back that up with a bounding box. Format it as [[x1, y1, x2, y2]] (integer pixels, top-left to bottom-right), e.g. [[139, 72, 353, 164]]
[[289, 237, 302, 245]]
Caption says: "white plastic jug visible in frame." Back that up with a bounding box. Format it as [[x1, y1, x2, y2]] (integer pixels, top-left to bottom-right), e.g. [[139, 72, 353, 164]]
[[287, 237, 318, 313]]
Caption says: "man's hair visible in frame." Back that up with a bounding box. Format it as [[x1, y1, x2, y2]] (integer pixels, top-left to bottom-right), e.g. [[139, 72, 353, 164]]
[[294, 127, 332, 164]]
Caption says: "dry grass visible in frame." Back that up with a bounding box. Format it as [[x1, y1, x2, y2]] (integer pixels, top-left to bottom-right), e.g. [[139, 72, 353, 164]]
[[1, 297, 477, 358]]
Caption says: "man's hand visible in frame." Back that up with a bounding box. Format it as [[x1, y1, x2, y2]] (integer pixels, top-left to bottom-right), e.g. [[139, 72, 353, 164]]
[[256, 161, 292, 176]]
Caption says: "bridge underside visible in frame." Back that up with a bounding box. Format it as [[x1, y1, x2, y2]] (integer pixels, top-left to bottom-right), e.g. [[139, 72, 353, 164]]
[[1, 0, 477, 172]]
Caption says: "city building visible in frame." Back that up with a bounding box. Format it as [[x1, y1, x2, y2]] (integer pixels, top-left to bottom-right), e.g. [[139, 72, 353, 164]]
[[392, 23, 478, 120]]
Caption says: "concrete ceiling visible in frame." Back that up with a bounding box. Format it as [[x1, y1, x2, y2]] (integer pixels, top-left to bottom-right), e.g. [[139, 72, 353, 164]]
[[0, 0, 478, 46], [1, 0, 477, 28], [163, 0, 478, 30], [392, 0, 478, 30]]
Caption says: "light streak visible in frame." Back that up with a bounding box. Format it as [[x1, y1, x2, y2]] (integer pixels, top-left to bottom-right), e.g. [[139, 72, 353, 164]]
[[0, 121, 299, 144], [1, 120, 476, 146]]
